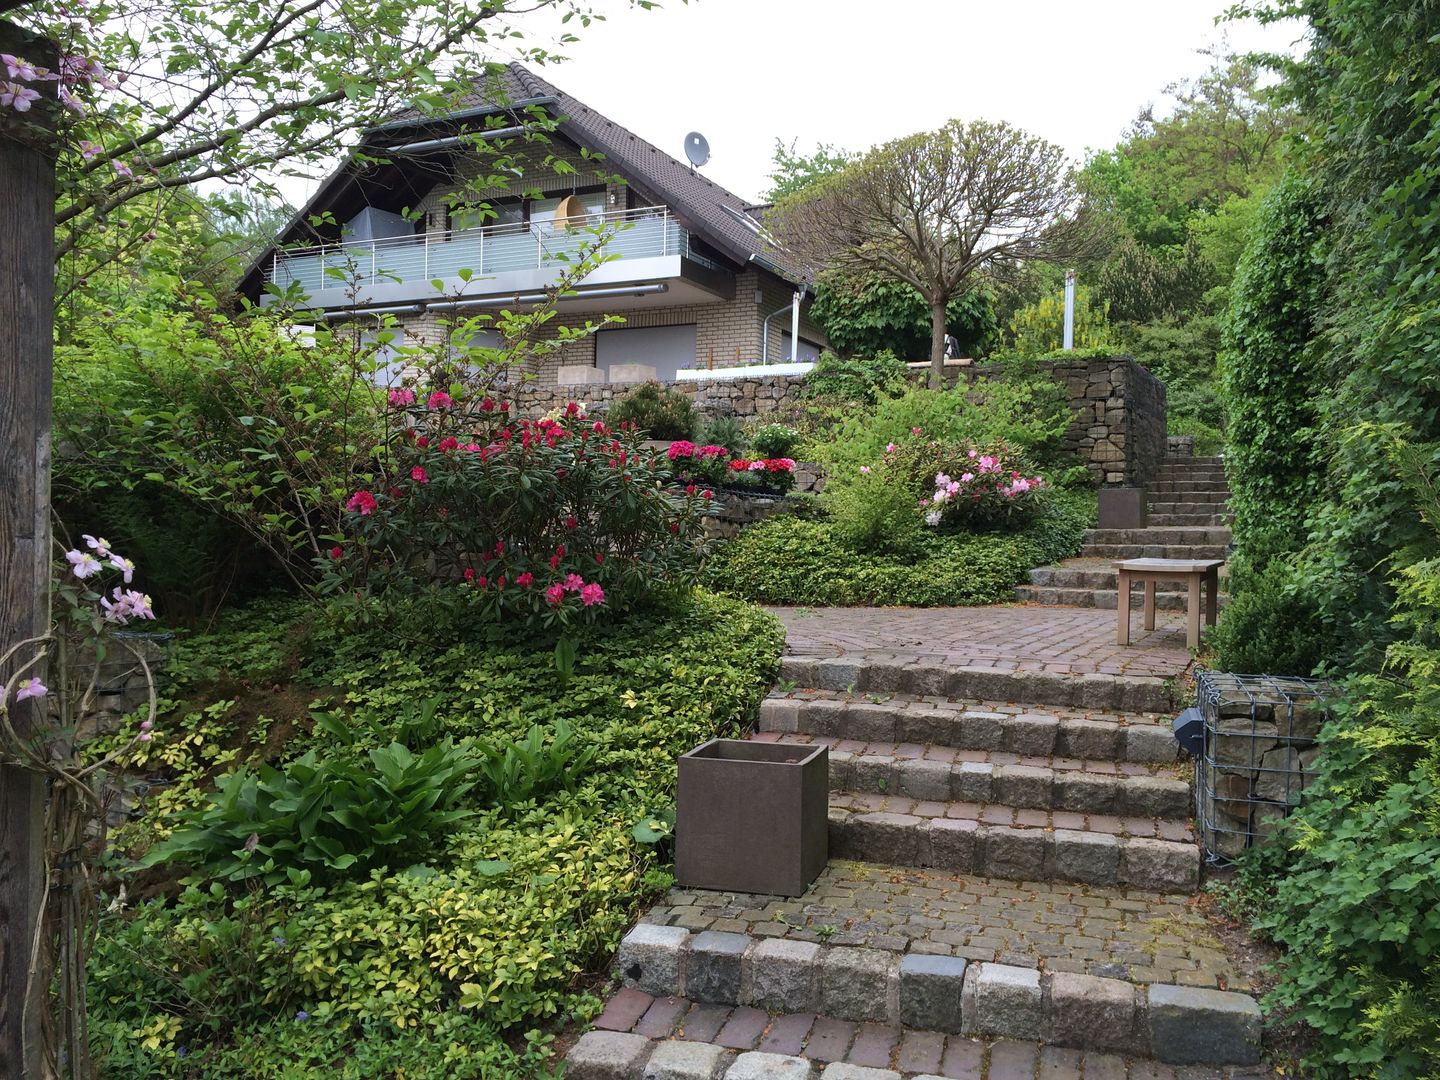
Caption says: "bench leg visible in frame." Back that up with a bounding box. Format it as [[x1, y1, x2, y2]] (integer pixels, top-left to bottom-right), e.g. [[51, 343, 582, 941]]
[[1206, 567, 1219, 626], [1187, 574, 1202, 650], [1142, 578, 1156, 631], [1117, 569, 1132, 646]]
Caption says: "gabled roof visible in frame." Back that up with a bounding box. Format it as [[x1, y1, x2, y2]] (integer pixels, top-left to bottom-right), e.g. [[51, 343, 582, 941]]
[[239, 62, 798, 298]]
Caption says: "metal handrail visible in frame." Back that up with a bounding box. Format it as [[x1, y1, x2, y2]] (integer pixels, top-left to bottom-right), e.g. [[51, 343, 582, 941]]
[[272, 204, 673, 265]]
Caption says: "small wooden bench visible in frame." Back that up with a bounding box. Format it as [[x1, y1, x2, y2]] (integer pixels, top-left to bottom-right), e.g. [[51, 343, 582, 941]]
[[1115, 558, 1223, 650]]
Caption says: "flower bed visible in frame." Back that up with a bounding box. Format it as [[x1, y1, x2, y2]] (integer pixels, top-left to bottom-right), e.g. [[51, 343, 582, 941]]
[[665, 439, 796, 495]]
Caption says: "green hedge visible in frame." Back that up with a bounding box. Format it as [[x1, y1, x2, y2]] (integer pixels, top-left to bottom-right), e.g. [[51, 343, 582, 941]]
[[704, 491, 1092, 607], [88, 592, 783, 1077]]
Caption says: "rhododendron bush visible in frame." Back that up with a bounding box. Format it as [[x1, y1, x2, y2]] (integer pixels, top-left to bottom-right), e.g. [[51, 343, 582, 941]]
[[323, 391, 714, 626]]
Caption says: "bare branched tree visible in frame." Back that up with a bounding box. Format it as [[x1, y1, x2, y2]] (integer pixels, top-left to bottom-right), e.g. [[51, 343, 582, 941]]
[[768, 119, 1093, 386]]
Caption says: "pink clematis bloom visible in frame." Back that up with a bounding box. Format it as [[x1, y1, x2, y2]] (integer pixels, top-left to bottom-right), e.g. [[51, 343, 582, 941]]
[[83, 534, 111, 556], [109, 555, 136, 583], [1, 82, 41, 111], [66, 549, 102, 578], [15, 677, 46, 701], [111, 159, 133, 179]]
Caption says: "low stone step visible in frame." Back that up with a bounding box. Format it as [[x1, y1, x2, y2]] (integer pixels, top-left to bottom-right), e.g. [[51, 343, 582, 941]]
[[1084, 527, 1232, 546], [1082, 543, 1231, 560], [569, 999, 1265, 1077], [1148, 514, 1231, 528], [1014, 584, 1199, 611], [759, 691, 1179, 762], [1148, 499, 1230, 513], [828, 797, 1198, 891], [609, 898, 1258, 1065], [1147, 484, 1232, 498], [774, 659, 1176, 714], [777, 735, 1191, 818], [1027, 566, 1124, 589]]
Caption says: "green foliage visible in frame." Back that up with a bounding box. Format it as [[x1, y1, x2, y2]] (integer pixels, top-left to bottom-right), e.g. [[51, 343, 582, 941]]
[[827, 466, 926, 556], [144, 739, 482, 886], [810, 377, 1072, 476], [809, 272, 998, 360], [763, 138, 856, 202], [1119, 313, 1227, 432], [700, 415, 747, 455], [1001, 284, 1112, 356], [706, 491, 1093, 607], [802, 349, 908, 405], [749, 423, 802, 459], [1207, 555, 1336, 676], [606, 380, 699, 440], [471, 720, 598, 810], [90, 592, 784, 1074], [1167, 415, 1224, 458]]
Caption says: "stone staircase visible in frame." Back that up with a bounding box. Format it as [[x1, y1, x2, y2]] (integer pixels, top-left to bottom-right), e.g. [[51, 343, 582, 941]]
[[567, 639, 1269, 1078], [1016, 456, 1233, 611]]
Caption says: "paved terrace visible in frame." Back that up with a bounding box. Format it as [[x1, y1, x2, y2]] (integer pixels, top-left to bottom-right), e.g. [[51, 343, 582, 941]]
[[768, 605, 1194, 681]]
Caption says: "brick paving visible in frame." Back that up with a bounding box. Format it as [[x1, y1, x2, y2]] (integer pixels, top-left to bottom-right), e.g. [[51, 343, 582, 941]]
[[590, 993, 1278, 1078], [769, 605, 1194, 679], [641, 860, 1240, 991]]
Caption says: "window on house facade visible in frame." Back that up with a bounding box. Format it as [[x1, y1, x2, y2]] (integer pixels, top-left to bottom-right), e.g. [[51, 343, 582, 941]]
[[595, 324, 697, 383], [780, 333, 824, 364]]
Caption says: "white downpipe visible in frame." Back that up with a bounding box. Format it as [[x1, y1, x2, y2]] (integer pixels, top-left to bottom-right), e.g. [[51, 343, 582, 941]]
[[790, 290, 801, 362], [1063, 269, 1076, 351]]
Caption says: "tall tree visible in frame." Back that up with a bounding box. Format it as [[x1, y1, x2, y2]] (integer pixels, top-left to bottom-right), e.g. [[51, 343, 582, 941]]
[[768, 119, 1091, 386]]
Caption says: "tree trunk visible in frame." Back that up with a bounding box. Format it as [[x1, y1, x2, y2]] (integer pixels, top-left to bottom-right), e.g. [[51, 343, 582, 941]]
[[0, 20, 55, 1080], [928, 296, 948, 389]]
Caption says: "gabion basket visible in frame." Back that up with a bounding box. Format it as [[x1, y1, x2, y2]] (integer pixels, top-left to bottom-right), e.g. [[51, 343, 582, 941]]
[[1193, 671, 1337, 863]]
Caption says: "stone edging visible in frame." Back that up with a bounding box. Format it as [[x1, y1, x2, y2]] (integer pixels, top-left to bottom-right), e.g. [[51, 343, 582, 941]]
[[614, 926, 1260, 1066]]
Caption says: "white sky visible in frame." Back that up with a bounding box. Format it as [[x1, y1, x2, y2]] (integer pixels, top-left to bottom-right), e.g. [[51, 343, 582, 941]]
[[281, 0, 1308, 209], [544, 0, 1307, 202]]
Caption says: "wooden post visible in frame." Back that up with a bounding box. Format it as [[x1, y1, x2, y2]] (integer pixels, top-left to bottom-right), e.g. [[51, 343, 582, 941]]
[[0, 19, 56, 1079]]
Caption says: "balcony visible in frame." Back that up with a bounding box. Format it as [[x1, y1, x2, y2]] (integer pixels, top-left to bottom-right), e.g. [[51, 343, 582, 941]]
[[260, 205, 732, 311]]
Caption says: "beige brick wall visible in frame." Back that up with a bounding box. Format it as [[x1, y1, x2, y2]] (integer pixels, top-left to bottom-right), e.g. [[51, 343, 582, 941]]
[[389, 266, 826, 385]]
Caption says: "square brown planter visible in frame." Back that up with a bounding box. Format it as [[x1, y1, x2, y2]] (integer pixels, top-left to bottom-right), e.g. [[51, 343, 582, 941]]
[[1098, 487, 1148, 529], [676, 739, 828, 897]]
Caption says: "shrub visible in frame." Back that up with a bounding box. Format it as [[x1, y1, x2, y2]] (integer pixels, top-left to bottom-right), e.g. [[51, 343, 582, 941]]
[[323, 397, 712, 628], [1209, 556, 1336, 676], [808, 271, 998, 360], [923, 446, 1048, 530], [828, 465, 926, 555], [802, 348, 907, 404], [1168, 415, 1224, 457], [749, 423, 802, 459], [665, 441, 796, 494], [700, 415, 746, 454], [606, 380, 698, 439]]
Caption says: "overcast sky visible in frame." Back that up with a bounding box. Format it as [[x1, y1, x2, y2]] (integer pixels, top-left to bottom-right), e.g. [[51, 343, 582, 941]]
[[468, 0, 1307, 204]]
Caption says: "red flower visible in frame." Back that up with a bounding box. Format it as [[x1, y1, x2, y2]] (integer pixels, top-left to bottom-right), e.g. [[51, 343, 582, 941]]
[[516, 572, 534, 587], [550, 553, 561, 570], [477, 575, 488, 588], [595, 552, 604, 565], [702, 489, 712, 499], [411, 466, 429, 484], [330, 546, 343, 560], [480, 398, 495, 412], [438, 436, 459, 452], [497, 575, 506, 588], [464, 568, 476, 582], [427, 391, 453, 410], [670, 522, 680, 533], [345, 490, 378, 515], [565, 516, 578, 530], [729, 459, 749, 472], [495, 541, 505, 555], [415, 435, 429, 449]]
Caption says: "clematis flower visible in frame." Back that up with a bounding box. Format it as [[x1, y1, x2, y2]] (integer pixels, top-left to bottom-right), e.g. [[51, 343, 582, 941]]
[[1, 54, 45, 81], [1, 82, 41, 111], [111, 159, 133, 179], [15, 678, 46, 701], [109, 555, 136, 583], [79, 140, 102, 159], [580, 582, 605, 607], [427, 391, 452, 410], [66, 549, 102, 578]]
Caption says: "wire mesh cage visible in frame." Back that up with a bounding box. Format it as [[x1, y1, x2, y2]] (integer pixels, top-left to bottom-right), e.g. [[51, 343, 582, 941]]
[[1194, 671, 1338, 863]]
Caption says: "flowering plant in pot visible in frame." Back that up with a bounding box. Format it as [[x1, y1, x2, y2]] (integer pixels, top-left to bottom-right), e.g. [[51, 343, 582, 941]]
[[665, 440, 797, 495]]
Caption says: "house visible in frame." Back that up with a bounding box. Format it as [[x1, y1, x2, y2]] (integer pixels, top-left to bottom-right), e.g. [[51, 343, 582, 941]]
[[239, 63, 826, 385]]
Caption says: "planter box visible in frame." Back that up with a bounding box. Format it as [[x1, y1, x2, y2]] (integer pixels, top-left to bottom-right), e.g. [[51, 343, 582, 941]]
[[676, 739, 828, 896], [1098, 487, 1148, 529]]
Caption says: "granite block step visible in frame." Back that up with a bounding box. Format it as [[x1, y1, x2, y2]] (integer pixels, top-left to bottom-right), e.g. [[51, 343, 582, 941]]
[[753, 732, 1191, 818], [1084, 527, 1233, 546], [1082, 543, 1231, 560], [1014, 584, 1200, 610], [1148, 513, 1232, 528], [773, 659, 1177, 714], [757, 691, 1179, 763], [1143, 488, 1230, 503], [827, 795, 1199, 891]]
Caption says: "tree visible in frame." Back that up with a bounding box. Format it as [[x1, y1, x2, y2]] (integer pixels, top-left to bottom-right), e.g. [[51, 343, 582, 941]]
[[768, 119, 1092, 386], [808, 269, 997, 360], [2, 0, 656, 303], [762, 138, 854, 202]]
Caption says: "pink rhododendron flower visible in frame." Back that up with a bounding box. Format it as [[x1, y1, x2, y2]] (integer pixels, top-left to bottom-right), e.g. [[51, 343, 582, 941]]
[[886, 443, 897, 453], [66, 549, 102, 579], [15, 678, 46, 702], [911, 427, 922, 435], [667, 440, 696, 460], [563, 573, 585, 593], [580, 582, 605, 607], [346, 490, 378, 515], [464, 568, 475, 583], [859, 465, 871, 474], [967, 449, 978, 459], [410, 466, 429, 484], [427, 391, 453, 410], [414, 435, 429, 448], [565, 516, 578, 530], [545, 583, 565, 605], [388, 388, 415, 407], [516, 572, 534, 587], [438, 436, 459, 452], [330, 546, 343, 560]]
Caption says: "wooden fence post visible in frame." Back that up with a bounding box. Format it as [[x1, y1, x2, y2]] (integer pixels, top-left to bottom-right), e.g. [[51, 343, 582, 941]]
[[0, 18, 56, 1079]]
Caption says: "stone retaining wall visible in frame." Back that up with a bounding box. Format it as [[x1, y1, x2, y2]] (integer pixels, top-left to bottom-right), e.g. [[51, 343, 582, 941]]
[[514, 355, 1168, 487]]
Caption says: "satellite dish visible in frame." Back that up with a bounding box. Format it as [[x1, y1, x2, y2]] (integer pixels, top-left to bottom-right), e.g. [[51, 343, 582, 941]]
[[684, 131, 711, 169]]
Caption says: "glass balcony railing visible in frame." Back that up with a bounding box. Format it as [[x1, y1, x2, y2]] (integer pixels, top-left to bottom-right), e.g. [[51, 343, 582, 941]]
[[264, 205, 716, 295]]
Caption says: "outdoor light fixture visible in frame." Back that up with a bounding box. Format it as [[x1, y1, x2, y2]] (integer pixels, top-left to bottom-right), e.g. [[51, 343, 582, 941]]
[[1173, 706, 1204, 757]]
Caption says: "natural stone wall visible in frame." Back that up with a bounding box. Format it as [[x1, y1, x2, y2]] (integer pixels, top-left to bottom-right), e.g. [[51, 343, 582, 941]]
[[1167, 435, 1196, 457], [514, 354, 1168, 487], [513, 372, 808, 422]]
